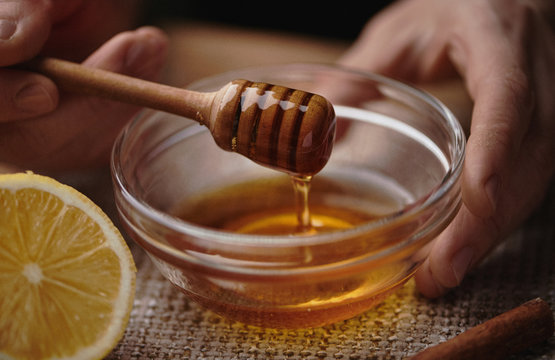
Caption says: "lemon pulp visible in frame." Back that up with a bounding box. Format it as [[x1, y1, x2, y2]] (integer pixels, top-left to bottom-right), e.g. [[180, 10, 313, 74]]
[[0, 172, 135, 360]]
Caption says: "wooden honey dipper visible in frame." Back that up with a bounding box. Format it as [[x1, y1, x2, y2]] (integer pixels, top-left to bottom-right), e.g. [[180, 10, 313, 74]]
[[22, 57, 336, 175]]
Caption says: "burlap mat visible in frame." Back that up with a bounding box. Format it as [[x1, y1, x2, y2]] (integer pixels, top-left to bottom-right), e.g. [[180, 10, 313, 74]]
[[56, 168, 555, 360]]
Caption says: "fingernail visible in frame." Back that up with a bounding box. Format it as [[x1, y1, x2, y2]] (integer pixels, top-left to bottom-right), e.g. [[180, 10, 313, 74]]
[[485, 175, 500, 214], [15, 83, 56, 114], [451, 247, 473, 284], [0, 19, 17, 40]]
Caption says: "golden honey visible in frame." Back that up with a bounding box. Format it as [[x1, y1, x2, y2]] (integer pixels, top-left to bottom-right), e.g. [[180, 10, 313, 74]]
[[113, 64, 465, 328], [169, 174, 414, 328], [173, 174, 402, 234]]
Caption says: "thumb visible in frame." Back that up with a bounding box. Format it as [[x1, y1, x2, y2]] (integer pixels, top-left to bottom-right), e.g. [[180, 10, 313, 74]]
[[0, 26, 169, 171], [0, 0, 52, 66]]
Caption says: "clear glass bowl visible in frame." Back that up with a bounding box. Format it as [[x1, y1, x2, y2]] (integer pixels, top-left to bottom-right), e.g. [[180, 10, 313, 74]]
[[111, 64, 465, 328]]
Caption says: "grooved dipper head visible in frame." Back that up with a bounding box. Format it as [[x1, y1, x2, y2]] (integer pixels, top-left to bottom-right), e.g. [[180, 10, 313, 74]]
[[209, 80, 336, 176]]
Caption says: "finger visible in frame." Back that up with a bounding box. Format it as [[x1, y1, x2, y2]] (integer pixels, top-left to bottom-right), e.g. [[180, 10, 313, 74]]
[[0, 69, 58, 122], [2, 26, 169, 170], [415, 4, 539, 297], [83, 26, 168, 81], [54, 26, 168, 168], [414, 205, 498, 298], [462, 72, 533, 218], [0, 0, 53, 65], [415, 133, 553, 299], [449, 5, 535, 218], [338, 0, 458, 82], [76, 26, 168, 134], [338, 1, 420, 78]]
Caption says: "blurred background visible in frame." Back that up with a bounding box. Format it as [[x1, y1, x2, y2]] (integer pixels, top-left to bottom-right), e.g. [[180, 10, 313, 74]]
[[138, 1, 391, 41], [131, 1, 393, 86]]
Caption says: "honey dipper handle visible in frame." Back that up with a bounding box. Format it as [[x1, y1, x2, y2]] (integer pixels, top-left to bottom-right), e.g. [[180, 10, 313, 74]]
[[22, 57, 214, 124]]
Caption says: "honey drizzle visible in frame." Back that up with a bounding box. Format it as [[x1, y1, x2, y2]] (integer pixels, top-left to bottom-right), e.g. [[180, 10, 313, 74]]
[[291, 175, 313, 233]]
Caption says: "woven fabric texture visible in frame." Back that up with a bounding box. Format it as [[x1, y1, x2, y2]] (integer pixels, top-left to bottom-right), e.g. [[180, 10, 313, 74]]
[[59, 169, 555, 360]]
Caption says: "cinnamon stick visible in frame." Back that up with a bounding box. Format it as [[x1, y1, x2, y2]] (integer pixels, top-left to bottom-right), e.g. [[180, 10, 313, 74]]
[[407, 298, 554, 360]]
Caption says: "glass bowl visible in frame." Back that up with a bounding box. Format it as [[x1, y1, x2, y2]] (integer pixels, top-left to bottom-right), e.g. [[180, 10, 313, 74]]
[[111, 63, 465, 328]]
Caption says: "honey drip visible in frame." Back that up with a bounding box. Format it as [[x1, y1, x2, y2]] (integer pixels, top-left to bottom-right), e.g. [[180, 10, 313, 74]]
[[174, 174, 384, 236], [291, 175, 314, 234], [169, 172, 411, 328]]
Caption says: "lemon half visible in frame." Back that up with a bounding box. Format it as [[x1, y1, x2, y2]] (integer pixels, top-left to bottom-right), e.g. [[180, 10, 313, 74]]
[[0, 172, 136, 360]]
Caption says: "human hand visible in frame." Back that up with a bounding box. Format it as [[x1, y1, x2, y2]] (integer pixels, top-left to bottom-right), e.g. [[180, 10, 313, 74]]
[[0, 0, 168, 170], [340, 0, 555, 297]]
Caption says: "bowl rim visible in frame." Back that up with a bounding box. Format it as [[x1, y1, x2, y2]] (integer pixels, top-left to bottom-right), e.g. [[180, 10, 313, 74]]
[[111, 63, 465, 251]]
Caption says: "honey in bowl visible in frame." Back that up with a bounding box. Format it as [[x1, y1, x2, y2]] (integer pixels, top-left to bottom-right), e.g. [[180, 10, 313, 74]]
[[168, 165, 415, 328], [174, 173, 410, 236], [112, 64, 464, 329]]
